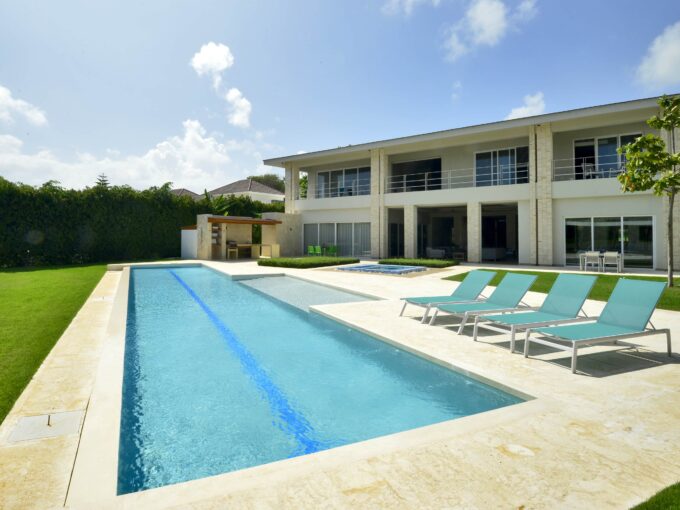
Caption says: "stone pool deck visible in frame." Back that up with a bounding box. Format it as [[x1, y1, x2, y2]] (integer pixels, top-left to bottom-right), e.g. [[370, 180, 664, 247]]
[[1, 260, 679, 509]]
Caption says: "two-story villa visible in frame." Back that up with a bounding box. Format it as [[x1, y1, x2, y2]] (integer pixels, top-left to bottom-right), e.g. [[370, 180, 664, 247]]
[[263, 96, 680, 270]]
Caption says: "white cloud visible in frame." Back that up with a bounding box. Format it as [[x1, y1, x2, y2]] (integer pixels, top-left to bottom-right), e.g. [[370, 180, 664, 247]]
[[444, 0, 537, 61], [636, 21, 680, 89], [466, 0, 507, 46], [0, 85, 48, 126], [382, 0, 440, 16], [444, 31, 469, 62], [514, 0, 537, 21], [451, 80, 463, 100], [0, 119, 274, 190], [190, 42, 235, 89], [505, 91, 545, 119], [225, 88, 252, 128]]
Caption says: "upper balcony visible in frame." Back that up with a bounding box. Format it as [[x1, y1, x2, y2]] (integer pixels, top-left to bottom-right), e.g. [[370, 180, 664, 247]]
[[552, 154, 625, 182], [386, 163, 529, 193]]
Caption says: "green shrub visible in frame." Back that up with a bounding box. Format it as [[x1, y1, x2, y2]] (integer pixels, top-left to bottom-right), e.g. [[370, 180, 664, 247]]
[[0, 178, 210, 267], [258, 257, 359, 268], [379, 258, 458, 268]]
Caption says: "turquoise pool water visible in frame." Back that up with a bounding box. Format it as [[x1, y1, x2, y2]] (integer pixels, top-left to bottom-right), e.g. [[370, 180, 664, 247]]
[[339, 264, 426, 274], [118, 266, 523, 494]]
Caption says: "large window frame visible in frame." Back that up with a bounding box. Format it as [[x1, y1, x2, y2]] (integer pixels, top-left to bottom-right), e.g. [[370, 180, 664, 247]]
[[315, 167, 370, 198], [571, 132, 642, 179], [474, 146, 529, 187], [564, 215, 655, 269], [302, 222, 371, 256]]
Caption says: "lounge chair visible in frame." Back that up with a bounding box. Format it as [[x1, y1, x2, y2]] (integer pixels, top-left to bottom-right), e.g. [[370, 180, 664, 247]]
[[473, 273, 597, 353], [429, 273, 537, 333], [524, 278, 671, 374], [400, 270, 496, 324]]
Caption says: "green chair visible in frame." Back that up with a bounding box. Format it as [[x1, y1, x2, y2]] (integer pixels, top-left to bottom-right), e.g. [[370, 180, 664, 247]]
[[430, 273, 537, 333], [313, 245, 322, 256], [307, 245, 315, 256], [400, 270, 496, 324], [326, 245, 338, 257], [473, 273, 597, 352], [525, 278, 671, 374]]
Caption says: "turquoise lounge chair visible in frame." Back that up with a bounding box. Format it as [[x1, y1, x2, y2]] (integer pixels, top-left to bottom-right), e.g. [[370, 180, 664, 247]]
[[430, 273, 537, 333], [473, 273, 597, 353], [524, 278, 671, 374], [400, 270, 496, 324]]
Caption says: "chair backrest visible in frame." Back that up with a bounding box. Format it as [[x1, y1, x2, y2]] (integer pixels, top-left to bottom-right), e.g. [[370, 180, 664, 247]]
[[585, 251, 600, 259], [450, 270, 496, 301], [602, 251, 619, 262], [486, 273, 537, 307], [307, 245, 314, 255], [598, 278, 666, 331], [314, 245, 322, 255], [540, 274, 596, 317]]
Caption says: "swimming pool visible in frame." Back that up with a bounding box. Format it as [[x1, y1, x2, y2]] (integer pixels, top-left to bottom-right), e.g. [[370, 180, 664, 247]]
[[118, 266, 523, 494], [339, 264, 426, 275]]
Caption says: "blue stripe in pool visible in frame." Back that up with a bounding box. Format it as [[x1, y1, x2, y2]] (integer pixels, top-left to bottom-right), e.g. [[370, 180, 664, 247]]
[[169, 270, 324, 456]]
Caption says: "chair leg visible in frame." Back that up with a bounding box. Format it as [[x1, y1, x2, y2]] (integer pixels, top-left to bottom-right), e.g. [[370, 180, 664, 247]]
[[457, 313, 468, 335], [428, 309, 439, 326], [473, 316, 479, 341], [399, 301, 408, 317], [524, 330, 531, 357], [571, 344, 578, 374], [510, 325, 516, 353], [420, 304, 431, 324]]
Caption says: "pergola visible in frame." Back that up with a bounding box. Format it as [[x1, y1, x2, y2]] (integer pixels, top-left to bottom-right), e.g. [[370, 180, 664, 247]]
[[192, 214, 282, 260]]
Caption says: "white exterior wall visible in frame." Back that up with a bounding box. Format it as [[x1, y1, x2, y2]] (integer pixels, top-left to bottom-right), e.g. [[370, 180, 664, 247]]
[[181, 229, 198, 259], [552, 194, 664, 268], [276, 99, 667, 268]]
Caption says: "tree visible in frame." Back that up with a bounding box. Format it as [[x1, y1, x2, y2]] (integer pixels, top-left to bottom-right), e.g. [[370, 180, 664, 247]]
[[95, 173, 110, 188], [247, 173, 285, 193], [299, 174, 308, 198], [618, 95, 680, 287]]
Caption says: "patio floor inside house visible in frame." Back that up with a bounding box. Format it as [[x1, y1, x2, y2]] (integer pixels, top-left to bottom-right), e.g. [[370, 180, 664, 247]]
[[1, 260, 679, 509]]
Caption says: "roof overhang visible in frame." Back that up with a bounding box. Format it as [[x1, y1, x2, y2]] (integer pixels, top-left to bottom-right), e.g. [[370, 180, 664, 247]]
[[207, 216, 282, 225], [263, 96, 665, 168]]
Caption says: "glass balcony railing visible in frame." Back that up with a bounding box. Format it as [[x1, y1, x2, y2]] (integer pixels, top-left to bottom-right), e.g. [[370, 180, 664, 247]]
[[385, 165, 529, 193], [553, 155, 626, 181]]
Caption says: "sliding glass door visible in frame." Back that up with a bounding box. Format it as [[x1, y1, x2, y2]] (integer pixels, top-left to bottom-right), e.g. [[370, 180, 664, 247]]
[[564, 216, 654, 268]]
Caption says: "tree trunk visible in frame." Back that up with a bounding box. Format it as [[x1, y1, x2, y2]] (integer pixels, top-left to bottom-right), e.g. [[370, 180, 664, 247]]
[[668, 190, 675, 288]]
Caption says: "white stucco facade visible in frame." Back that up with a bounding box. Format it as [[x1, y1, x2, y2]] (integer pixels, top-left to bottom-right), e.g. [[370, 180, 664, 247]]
[[265, 97, 678, 270]]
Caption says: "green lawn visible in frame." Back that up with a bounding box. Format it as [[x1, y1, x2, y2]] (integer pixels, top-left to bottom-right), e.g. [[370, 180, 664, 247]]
[[257, 257, 359, 268], [444, 269, 680, 311], [0, 264, 106, 423], [632, 482, 680, 509]]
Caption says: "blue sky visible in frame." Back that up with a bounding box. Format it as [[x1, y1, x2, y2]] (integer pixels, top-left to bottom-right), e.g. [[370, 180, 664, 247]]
[[1, 0, 679, 190]]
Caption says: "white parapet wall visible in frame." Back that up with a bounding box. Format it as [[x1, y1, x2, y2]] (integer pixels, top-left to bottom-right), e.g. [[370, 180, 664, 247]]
[[181, 229, 198, 259]]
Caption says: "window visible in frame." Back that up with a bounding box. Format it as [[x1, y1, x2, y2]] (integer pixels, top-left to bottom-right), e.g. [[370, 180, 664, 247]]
[[564, 216, 653, 268], [315, 166, 371, 198], [573, 133, 641, 179], [475, 146, 529, 186], [302, 222, 371, 256]]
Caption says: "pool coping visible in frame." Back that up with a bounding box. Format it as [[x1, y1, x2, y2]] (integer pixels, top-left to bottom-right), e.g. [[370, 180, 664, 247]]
[[65, 261, 541, 508]]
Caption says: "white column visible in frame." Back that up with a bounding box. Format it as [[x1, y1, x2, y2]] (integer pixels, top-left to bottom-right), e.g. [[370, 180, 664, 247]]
[[467, 202, 481, 263], [284, 163, 299, 214], [404, 205, 417, 259], [529, 123, 554, 266], [370, 149, 386, 258]]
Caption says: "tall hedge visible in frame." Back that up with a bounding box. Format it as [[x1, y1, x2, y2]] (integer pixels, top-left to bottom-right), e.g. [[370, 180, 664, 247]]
[[0, 178, 209, 267]]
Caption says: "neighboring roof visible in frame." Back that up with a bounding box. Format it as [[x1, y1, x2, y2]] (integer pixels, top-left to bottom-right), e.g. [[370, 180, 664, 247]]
[[170, 188, 202, 200], [263, 95, 666, 167], [209, 178, 284, 196]]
